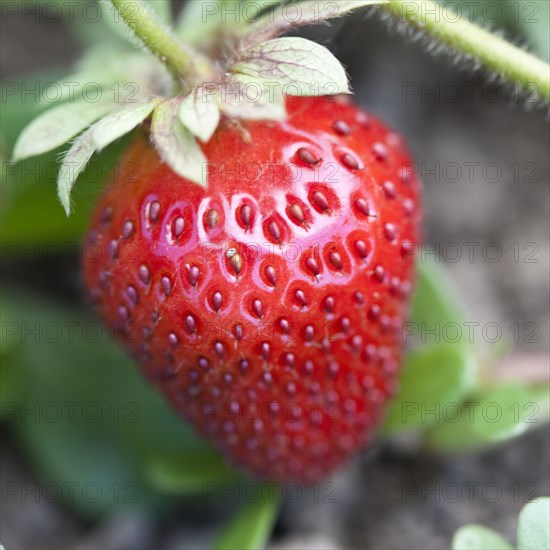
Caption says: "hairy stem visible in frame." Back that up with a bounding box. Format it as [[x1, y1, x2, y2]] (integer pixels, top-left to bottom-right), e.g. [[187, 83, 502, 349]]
[[381, 0, 550, 100], [109, 0, 214, 87]]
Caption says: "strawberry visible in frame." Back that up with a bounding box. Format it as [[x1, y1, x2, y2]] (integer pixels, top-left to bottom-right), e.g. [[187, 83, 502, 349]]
[[82, 95, 421, 482], [11, 0, 423, 483]]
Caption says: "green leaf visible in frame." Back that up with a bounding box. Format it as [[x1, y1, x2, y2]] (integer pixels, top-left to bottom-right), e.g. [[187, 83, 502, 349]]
[[1, 286, 212, 518], [233, 37, 350, 95], [2, 68, 129, 243], [39, 73, 115, 106], [288, 0, 388, 23], [243, 0, 389, 47], [244, 0, 277, 6], [243, 0, 279, 19], [38, 50, 171, 112], [452, 524, 513, 550], [1, 139, 128, 244], [57, 129, 97, 215], [471, 385, 549, 444], [179, 88, 220, 143], [412, 259, 465, 325], [92, 99, 160, 151], [382, 259, 478, 435], [426, 384, 550, 452], [517, 498, 550, 550], [2, 69, 65, 150], [381, 343, 477, 434], [147, 451, 240, 495], [12, 100, 114, 162], [212, 484, 280, 550], [407, 259, 547, 451], [219, 75, 286, 121], [151, 99, 207, 187], [406, 257, 488, 372]]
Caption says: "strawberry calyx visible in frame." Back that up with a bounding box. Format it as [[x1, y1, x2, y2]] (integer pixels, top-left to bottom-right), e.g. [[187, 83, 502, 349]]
[[12, 0, 390, 213]]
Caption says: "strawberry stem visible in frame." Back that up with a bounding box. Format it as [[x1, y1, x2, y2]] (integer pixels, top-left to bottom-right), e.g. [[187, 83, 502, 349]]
[[110, 0, 215, 90], [381, 0, 550, 101]]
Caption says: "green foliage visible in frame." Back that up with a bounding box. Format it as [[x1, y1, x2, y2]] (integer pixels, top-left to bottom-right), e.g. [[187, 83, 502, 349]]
[[147, 451, 241, 495], [382, 260, 549, 450], [3, 79, 159, 228], [1, 286, 222, 518], [452, 498, 550, 550], [1, 281, 284, 542], [12, 100, 114, 162], [426, 384, 549, 452], [212, 484, 281, 550], [232, 37, 350, 95], [409, 259, 466, 329], [517, 498, 550, 550], [381, 259, 478, 434], [1, 70, 136, 242], [382, 343, 476, 433], [452, 524, 513, 550], [1, 142, 125, 243]]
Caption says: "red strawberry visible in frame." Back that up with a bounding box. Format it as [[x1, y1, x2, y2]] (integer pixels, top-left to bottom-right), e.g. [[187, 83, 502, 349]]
[[82, 95, 421, 483]]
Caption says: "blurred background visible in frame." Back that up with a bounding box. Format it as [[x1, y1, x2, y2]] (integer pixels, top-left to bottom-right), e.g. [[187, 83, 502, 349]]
[[1, 1, 549, 549]]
